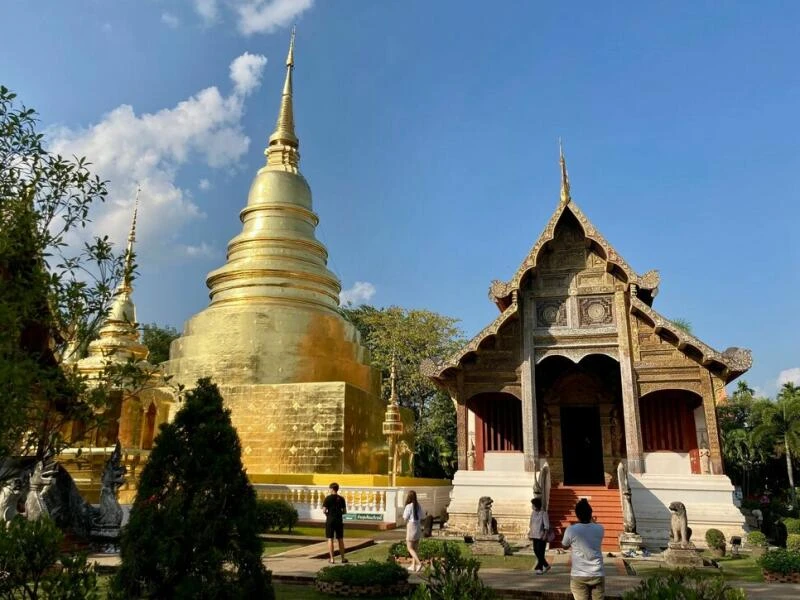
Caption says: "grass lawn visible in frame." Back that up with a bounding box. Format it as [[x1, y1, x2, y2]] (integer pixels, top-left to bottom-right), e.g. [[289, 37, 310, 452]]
[[274, 582, 405, 599], [262, 541, 308, 556], [345, 540, 536, 571], [628, 552, 763, 583], [275, 525, 377, 539]]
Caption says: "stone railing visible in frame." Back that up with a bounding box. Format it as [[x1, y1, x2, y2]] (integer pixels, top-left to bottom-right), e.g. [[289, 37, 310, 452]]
[[253, 483, 452, 526]]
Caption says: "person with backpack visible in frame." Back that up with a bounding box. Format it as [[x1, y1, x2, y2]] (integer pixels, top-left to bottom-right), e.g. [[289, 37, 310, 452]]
[[528, 497, 552, 574], [322, 482, 348, 564]]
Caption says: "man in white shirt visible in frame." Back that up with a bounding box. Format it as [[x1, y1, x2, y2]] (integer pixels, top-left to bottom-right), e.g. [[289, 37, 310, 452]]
[[560, 498, 605, 600]]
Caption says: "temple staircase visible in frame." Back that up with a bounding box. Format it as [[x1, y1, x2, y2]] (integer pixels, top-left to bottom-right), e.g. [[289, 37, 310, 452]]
[[548, 485, 623, 551]]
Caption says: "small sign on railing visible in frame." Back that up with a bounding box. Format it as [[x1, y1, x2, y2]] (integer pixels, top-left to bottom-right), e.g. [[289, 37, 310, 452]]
[[343, 513, 384, 522]]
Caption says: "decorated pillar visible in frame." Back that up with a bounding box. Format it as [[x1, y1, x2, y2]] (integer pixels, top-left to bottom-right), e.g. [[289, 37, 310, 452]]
[[454, 371, 468, 471], [521, 293, 538, 472], [701, 373, 725, 475], [615, 290, 645, 473]]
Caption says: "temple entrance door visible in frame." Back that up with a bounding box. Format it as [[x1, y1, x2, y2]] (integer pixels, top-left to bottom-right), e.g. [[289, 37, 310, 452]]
[[560, 406, 605, 485]]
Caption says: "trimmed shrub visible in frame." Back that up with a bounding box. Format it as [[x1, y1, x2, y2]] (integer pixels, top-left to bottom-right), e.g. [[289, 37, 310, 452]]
[[622, 571, 746, 600], [746, 531, 767, 547], [256, 498, 299, 533], [705, 528, 726, 550], [316, 560, 409, 586], [788, 534, 800, 552], [758, 548, 800, 574], [784, 518, 800, 535], [411, 542, 494, 600], [389, 538, 468, 561]]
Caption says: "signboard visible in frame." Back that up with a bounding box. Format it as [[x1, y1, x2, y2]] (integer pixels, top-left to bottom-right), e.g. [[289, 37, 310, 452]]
[[343, 513, 384, 522]]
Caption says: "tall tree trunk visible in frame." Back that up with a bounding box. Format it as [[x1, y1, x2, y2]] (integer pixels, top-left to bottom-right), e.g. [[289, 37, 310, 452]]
[[786, 434, 796, 504]]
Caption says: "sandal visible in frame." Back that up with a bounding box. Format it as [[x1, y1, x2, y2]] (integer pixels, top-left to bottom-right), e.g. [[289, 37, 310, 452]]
[[341, 558, 349, 564], [328, 559, 335, 564]]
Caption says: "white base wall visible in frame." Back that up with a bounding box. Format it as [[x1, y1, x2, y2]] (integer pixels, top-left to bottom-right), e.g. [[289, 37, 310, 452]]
[[446, 469, 536, 538], [630, 473, 746, 549]]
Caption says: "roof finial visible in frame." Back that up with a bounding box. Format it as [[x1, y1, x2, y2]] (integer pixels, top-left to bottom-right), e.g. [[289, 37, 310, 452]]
[[266, 26, 300, 172], [559, 138, 571, 203], [123, 186, 140, 288]]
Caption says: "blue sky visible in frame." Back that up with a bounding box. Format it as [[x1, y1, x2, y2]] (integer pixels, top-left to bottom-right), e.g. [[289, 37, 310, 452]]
[[3, 1, 798, 396]]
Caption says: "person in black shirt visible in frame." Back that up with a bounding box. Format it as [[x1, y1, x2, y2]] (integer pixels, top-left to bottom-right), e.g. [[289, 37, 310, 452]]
[[322, 482, 348, 563]]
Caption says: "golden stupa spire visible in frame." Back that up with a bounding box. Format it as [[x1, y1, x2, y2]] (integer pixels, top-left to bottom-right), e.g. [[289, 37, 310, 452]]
[[266, 26, 299, 172], [559, 139, 571, 204], [123, 186, 139, 289], [389, 356, 399, 405]]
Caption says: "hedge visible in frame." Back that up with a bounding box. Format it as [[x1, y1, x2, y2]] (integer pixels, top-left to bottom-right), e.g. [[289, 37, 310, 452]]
[[622, 571, 746, 600], [757, 548, 800, 575], [784, 518, 800, 535], [316, 560, 409, 586], [388, 539, 468, 561], [255, 499, 299, 533], [746, 531, 767, 547], [788, 534, 800, 552], [705, 529, 725, 550]]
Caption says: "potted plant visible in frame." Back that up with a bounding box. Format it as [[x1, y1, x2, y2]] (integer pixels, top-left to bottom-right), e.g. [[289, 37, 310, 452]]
[[746, 531, 768, 558], [705, 529, 726, 558]]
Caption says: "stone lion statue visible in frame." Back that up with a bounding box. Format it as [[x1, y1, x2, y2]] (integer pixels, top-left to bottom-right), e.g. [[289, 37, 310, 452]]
[[668, 501, 690, 545], [477, 496, 493, 535]]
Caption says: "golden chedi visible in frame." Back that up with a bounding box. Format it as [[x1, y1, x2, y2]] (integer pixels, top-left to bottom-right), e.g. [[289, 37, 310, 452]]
[[164, 31, 383, 476]]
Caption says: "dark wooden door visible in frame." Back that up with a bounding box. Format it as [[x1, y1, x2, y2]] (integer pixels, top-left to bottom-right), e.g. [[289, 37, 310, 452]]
[[560, 406, 605, 485]]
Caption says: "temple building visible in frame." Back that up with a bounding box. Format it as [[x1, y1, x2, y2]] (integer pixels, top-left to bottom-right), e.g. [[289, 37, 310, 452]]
[[163, 31, 388, 477], [62, 203, 175, 502], [423, 150, 751, 548]]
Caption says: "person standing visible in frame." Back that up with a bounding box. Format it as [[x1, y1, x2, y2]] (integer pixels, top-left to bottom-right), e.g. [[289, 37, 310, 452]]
[[322, 482, 348, 564], [561, 498, 605, 600], [403, 490, 423, 572], [528, 497, 551, 574]]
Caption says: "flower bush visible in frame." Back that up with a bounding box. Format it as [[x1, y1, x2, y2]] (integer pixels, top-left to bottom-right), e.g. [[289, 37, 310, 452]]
[[787, 534, 800, 552], [757, 548, 800, 574]]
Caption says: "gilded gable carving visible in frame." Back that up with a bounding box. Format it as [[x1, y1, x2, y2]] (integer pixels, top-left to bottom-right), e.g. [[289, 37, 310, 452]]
[[578, 296, 614, 327], [536, 299, 567, 327]]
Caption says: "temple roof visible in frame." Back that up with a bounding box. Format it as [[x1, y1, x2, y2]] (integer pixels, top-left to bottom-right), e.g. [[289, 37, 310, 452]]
[[424, 151, 751, 385]]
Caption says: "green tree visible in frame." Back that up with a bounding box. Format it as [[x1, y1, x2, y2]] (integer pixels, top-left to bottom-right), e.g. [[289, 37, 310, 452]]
[[142, 323, 180, 364], [341, 305, 464, 478], [0, 86, 127, 459], [113, 378, 273, 600], [754, 383, 800, 506]]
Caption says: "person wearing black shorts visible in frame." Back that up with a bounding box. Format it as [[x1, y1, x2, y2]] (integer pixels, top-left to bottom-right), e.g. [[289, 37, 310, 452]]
[[323, 482, 348, 563]]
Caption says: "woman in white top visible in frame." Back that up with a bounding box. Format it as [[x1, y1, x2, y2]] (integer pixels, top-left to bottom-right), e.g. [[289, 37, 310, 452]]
[[528, 497, 551, 574], [403, 490, 423, 572], [561, 498, 605, 600]]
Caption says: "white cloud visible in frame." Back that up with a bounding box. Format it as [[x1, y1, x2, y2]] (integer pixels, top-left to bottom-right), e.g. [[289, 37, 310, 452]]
[[198, 178, 212, 191], [161, 12, 180, 28], [191, 0, 314, 35], [180, 242, 216, 258], [230, 52, 268, 95], [777, 368, 800, 387], [339, 282, 376, 306], [101, 22, 113, 34], [49, 52, 267, 259], [193, 0, 219, 23], [236, 0, 314, 36]]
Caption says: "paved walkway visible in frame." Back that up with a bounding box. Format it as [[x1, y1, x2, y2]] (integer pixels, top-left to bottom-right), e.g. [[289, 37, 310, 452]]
[[88, 542, 800, 599]]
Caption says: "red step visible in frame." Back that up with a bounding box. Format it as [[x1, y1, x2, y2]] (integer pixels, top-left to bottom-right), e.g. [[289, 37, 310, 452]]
[[548, 485, 623, 551]]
